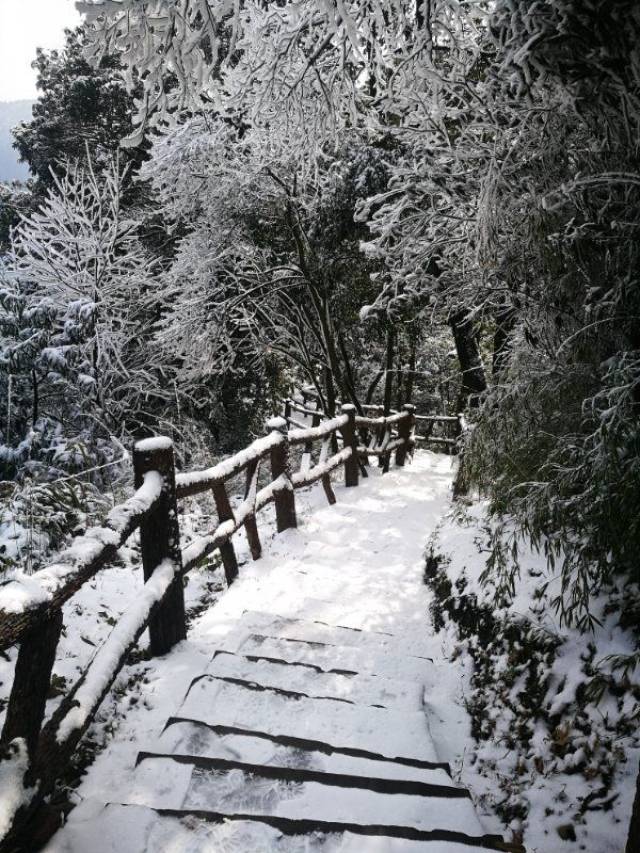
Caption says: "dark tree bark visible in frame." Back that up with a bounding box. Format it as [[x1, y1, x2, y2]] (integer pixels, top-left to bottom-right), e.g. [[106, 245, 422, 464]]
[[337, 330, 364, 414], [31, 369, 39, 427], [382, 326, 395, 415], [381, 326, 395, 473], [492, 306, 516, 379], [323, 363, 338, 418], [404, 329, 418, 405], [626, 762, 640, 853], [365, 367, 385, 404], [1, 608, 63, 761], [449, 311, 487, 410]]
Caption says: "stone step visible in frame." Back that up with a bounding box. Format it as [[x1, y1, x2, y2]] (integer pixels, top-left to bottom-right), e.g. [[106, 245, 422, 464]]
[[63, 801, 512, 853], [221, 632, 432, 681], [127, 754, 486, 838], [237, 610, 435, 659], [154, 718, 454, 786], [206, 649, 424, 710], [178, 676, 438, 763]]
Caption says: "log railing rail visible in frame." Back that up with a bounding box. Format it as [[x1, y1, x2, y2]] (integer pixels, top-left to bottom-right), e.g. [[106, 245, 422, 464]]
[[284, 390, 462, 457], [0, 401, 417, 850]]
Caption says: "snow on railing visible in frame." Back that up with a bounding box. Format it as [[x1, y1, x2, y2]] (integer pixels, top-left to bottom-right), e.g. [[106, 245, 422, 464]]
[[53, 558, 178, 745], [175, 431, 283, 499], [288, 413, 349, 446], [0, 739, 33, 842], [0, 471, 163, 646]]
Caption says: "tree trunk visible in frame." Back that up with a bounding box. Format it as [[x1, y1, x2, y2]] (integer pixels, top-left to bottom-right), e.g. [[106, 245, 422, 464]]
[[382, 326, 395, 416], [365, 367, 385, 404], [381, 326, 395, 473], [337, 329, 364, 414], [450, 311, 487, 410], [492, 306, 516, 379], [323, 363, 337, 417], [626, 760, 640, 853], [404, 329, 418, 404], [31, 369, 39, 427]]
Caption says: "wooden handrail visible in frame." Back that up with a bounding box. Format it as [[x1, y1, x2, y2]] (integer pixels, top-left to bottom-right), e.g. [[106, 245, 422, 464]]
[[176, 431, 283, 499], [288, 413, 349, 446], [355, 411, 408, 428], [0, 397, 430, 849], [0, 472, 162, 653], [287, 399, 324, 418], [414, 414, 459, 423]]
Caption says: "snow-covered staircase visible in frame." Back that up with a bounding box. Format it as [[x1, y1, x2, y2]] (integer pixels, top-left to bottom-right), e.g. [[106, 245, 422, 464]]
[[95, 609, 515, 852], [46, 454, 524, 852]]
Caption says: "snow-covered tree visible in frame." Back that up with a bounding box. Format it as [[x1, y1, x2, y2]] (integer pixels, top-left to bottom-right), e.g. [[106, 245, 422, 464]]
[[13, 26, 143, 195], [142, 116, 394, 414], [0, 159, 160, 481]]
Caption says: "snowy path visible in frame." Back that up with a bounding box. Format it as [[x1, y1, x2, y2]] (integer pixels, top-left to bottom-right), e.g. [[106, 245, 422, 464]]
[[44, 453, 514, 853]]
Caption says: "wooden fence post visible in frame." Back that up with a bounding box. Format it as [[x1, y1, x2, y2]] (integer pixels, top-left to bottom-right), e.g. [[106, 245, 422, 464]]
[[133, 437, 186, 656], [283, 398, 292, 425], [395, 404, 415, 467], [452, 414, 469, 499], [243, 459, 262, 560], [306, 411, 321, 454], [211, 481, 239, 586], [0, 608, 63, 762], [340, 404, 359, 487], [267, 417, 297, 532]]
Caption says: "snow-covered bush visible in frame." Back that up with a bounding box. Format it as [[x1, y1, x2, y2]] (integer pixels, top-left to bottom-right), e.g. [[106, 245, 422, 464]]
[[0, 159, 162, 476], [426, 506, 640, 845]]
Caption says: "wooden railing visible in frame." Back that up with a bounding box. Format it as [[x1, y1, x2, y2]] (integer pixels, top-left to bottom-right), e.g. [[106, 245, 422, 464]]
[[0, 402, 417, 849], [284, 390, 461, 461]]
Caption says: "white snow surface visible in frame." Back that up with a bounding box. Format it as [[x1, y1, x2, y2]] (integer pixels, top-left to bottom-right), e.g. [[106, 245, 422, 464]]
[[106, 470, 163, 534], [0, 526, 121, 614], [175, 431, 283, 491], [134, 436, 174, 453], [428, 501, 640, 853], [0, 469, 163, 619], [55, 559, 178, 744], [288, 413, 348, 443], [0, 739, 34, 840]]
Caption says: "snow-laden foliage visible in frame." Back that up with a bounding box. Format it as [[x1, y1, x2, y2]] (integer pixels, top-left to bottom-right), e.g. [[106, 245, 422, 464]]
[[141, 115, 396, 413], [79, 1, 482, 148], [78, 0, 640, 628], [0, 161, 161, 569], [12, 27, 142, 195], [459, 1, 640, 626], [427, 504, 639, 848], [1, 160, 160, 455]]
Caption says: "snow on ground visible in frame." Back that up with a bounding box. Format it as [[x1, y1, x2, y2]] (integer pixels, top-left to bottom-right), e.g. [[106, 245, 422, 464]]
[[426, 501, 640, 853]]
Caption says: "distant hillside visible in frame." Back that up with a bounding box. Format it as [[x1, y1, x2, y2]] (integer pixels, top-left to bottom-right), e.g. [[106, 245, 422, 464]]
[[0, 100, 33, 182]]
